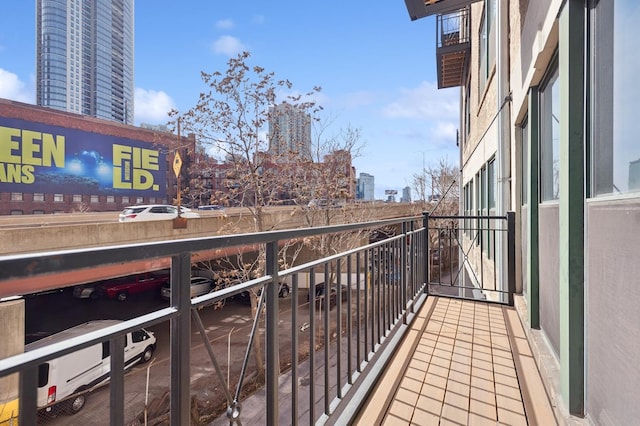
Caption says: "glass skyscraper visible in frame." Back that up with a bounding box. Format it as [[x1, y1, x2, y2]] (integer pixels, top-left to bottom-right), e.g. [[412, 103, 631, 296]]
[[36, 0, 134, 124]]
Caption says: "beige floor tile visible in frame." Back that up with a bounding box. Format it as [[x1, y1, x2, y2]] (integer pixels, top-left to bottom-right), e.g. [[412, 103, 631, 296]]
[[497, 407, 528, 426], [440, 402, 469, 425], [395, 386, 421, 407], [387, 399, 415, 422], [468, 397, 497, 421], [445, 379, 470, 398], [410, 408, 440, 425], [420, 382, 446, 401], [470, 385, 496, 405], [400, 376, 424, 394], [415, 394, 444, 416]]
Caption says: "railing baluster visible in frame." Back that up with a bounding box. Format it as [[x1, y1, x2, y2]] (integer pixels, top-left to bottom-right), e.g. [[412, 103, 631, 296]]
[[265, 240, 279, 425], [109, 335, 125, 426], [309, 267, 316, 424], [291, 273, 299, 424], [19, 365, 38, 426], [170, 253, 191, 426]]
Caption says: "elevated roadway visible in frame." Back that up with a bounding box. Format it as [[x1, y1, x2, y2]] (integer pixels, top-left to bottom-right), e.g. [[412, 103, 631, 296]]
[[0, 203, 421, 296]]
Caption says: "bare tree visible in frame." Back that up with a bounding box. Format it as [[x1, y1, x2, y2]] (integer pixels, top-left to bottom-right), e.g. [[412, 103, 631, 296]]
[[172, 51, 322, 380]]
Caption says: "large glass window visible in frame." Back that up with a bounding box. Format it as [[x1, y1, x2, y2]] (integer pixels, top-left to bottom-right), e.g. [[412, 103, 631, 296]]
[[540, 59, 560, 202], [591, 0, 640, 196]]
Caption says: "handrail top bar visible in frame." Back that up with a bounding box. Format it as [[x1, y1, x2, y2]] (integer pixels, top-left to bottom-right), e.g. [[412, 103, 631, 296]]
[[427, 214, 508, 220], [0, 307, 177, 378]]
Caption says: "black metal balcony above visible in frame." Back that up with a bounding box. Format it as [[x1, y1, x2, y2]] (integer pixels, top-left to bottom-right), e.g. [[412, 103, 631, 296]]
[[404, 0, 482, 20], [436, 7, 471, 89]]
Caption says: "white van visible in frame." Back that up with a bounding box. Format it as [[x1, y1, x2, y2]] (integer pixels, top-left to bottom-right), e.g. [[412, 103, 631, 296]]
[[25, 320, 156, 415]]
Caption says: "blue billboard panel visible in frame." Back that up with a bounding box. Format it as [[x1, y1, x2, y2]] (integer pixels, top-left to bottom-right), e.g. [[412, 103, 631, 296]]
[[0, 117, 166, 197]]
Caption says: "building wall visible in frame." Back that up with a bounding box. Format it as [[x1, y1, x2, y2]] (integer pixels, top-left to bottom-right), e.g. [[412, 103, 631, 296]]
[[454, 0, 640, 422], [586, 199, 640, 424]]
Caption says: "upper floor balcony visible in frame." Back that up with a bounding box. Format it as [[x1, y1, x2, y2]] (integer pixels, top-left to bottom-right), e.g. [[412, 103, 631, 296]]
[[0, 211, 556, 425], [436, 7, 471, 89]]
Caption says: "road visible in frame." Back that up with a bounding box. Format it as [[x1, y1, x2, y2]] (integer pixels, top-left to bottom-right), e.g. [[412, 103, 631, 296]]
[[26, 285, 308, 425]]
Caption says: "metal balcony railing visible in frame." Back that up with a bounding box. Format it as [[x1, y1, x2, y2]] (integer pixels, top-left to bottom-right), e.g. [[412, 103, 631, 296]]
[[436, 7, 471, 88], [0, 211, 514, 425]]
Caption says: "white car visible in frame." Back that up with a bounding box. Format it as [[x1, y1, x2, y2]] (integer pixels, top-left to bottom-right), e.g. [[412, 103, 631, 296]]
[[118, 205, 200, 222], [160, 276, 214, 300]]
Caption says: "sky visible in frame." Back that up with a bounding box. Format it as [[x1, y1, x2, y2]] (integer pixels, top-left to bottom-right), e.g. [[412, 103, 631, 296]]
[[0, 1, 460, 200]]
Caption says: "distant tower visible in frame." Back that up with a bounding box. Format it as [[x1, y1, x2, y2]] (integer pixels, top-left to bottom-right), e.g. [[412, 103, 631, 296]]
[[36, 0, 135, 124], [357, 173, 375, 201], [268, 102, 312, 160], [401, 186, 412, 203]]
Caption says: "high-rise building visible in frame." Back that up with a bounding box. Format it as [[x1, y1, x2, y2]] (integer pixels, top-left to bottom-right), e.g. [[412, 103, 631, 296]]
[[356, 172, 375, 201], [36, 0, 135, 124], [268, 102, 311, 160]]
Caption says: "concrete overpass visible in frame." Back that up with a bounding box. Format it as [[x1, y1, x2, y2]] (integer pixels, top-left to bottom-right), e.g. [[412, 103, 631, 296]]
[[0, 203, 421, 296]]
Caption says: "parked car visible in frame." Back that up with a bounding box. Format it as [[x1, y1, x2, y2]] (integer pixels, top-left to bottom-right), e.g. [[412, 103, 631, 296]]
[[308, 282, 348, 310], [26, 320, 155, 415], [73, 272, 170, 301], [236, 282, 291, 305], [197, 204, 225, 212], [118, 204, 199, 222], [160, 276, 214, 300]]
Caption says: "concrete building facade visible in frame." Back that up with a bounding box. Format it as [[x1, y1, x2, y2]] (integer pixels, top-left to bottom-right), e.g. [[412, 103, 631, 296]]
[[267, 102, 312, 160], [36, 0, 135, 124], [406, 0, 640, 424]]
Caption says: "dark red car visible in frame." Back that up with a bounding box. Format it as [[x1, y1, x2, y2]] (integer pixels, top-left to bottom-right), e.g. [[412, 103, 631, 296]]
[[73, 272, 169, 301]]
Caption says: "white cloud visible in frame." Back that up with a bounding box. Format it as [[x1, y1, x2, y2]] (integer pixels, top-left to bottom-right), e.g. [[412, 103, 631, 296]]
[[382, 82, 458, 121], [134, 88, 175, 125], [211, 35, 246, 57], [216, 19, 234, 30], [0, 69, 34, 103]]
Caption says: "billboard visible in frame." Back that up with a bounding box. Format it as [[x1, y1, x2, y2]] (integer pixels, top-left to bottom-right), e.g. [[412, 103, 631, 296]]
[[0, 117, 166, 197]]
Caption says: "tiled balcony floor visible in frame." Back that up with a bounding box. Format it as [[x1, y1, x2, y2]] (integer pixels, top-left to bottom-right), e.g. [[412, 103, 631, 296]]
[[356, 296, 556, 425]]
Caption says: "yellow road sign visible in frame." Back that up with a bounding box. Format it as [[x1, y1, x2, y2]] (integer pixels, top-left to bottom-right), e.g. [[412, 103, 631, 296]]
[[173, 152, 183, 177]]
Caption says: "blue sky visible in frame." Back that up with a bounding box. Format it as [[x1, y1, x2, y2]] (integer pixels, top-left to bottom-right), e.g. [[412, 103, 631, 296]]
[[0, 1, 459, 200]]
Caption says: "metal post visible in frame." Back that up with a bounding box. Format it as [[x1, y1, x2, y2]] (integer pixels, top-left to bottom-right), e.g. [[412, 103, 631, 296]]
[[170, 253, 191, 426], [18, 366, 37, 426], [423, 211, 430, 294], [110, 334, 125, 426], [507, 211, 516, 306], [265, 241, 279, 425]]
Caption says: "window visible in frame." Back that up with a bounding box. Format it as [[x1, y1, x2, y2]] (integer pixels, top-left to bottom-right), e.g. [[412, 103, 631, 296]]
[[91, 195, 99, 203], [591, 0, 640, 196], [10, 210, 23, 215], [73, 194, 82, 202], [478, 0, 496, 95], [11, 193, 23, 201], [122, 196, 129, 204], [33, 193, 45, 202], [540, 57, 560, 202], [488, 159, 496, 211], [136, 197, 143, 204], [520, 118, 529, 205], [149, 197, 156, 204], [54, 194, 64, 202], [107, 195, 115, 203]]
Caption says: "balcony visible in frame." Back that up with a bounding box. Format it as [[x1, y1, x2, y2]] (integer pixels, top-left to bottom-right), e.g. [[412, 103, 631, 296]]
[[0, 212, 556, 425], [436, 8, 471, 89]]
